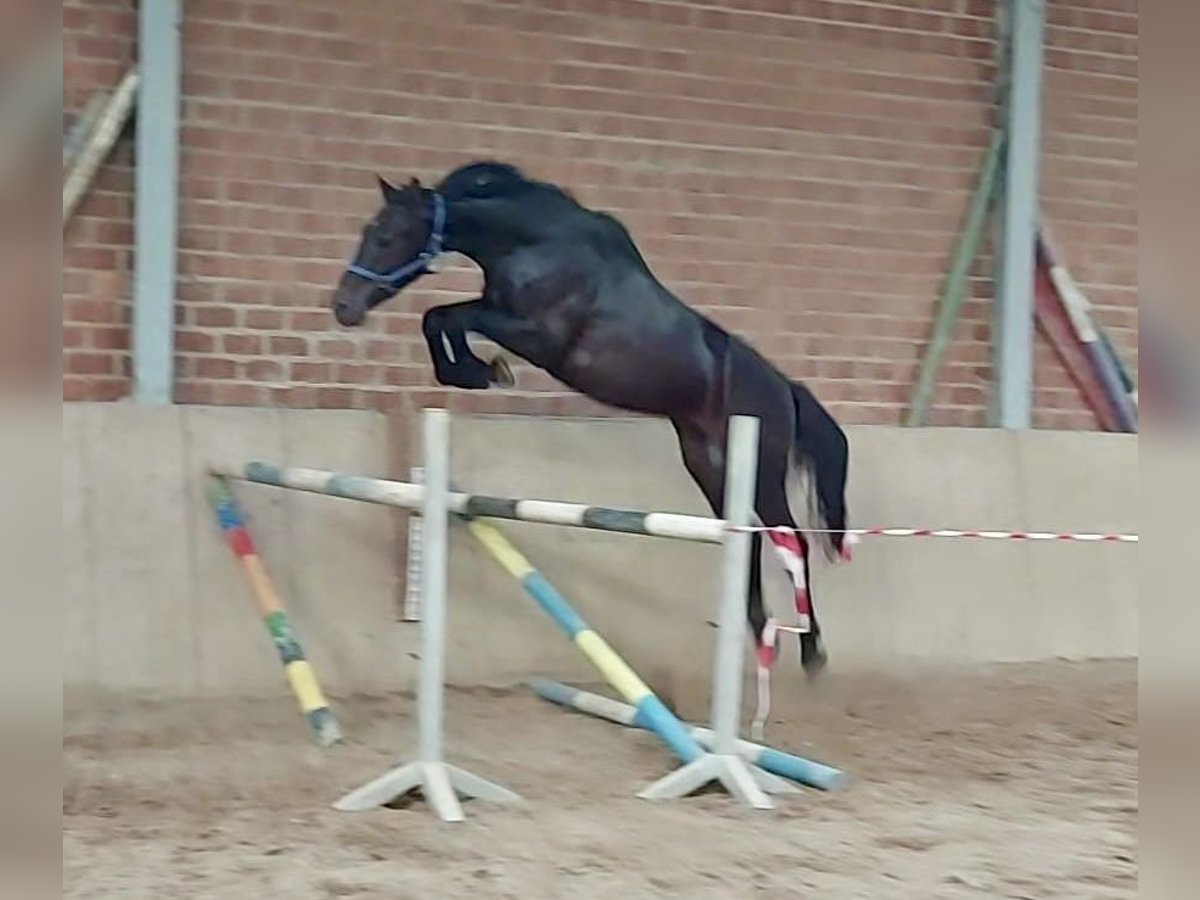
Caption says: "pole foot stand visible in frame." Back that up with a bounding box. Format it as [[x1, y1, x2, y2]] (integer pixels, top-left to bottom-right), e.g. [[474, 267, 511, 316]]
[[333, 760, 522, 823], [637, 752, 799, 810]]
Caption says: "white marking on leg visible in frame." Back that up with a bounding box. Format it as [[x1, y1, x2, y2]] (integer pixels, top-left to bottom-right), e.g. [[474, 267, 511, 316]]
[[752, 618, 778, 740], [706, 443, 723, 468]]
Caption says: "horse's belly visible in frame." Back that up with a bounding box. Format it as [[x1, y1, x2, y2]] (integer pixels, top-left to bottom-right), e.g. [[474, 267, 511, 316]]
[[557, 343, 710, 416]]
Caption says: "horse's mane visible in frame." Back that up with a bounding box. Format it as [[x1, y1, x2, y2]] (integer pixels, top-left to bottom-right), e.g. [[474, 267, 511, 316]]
[[436, 160, 576, 204]]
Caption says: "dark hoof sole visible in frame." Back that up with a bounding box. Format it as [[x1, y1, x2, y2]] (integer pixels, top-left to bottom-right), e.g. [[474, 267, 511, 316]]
[[489, 356, 515, 388], [800, 636, 828, 679]]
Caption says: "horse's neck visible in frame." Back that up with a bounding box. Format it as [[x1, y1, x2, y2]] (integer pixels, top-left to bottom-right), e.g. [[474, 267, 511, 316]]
[[442, 199, 523, 274]]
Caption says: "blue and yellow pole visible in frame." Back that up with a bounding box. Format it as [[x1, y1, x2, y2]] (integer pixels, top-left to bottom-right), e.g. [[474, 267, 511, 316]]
[[207, 477, 342, 747], [465, 518, 705, 765], [530, 678, 845, 791]]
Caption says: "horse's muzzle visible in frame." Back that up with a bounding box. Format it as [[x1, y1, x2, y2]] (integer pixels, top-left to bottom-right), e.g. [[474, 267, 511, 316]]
[[333, 298, 366, 327], [331, 274, 376, 327]]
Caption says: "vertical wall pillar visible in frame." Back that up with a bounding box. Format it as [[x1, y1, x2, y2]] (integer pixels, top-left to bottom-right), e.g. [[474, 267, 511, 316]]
[[993, 0, 1045, 428], [132, 0, 183, 404]]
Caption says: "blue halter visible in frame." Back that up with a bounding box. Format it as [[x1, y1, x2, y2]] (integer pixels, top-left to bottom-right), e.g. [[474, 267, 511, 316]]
[[345, 191, 446, 288]]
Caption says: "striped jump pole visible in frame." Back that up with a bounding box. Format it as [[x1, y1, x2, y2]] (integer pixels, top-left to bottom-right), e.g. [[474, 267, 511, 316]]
[[206, 477, 342, 747], [463, 516, 710, 772], [460, 484, 797, 805], [210, 462, 1138, 547], [208, 461, 727, 545], [530, 678, 844, 792]]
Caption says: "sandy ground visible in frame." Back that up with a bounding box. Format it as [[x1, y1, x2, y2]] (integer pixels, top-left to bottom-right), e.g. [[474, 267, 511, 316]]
[[64, 660, 1136, 899]]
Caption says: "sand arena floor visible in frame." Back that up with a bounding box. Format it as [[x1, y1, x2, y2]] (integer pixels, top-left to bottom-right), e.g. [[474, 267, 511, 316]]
[[64, 659, 1135, 899]]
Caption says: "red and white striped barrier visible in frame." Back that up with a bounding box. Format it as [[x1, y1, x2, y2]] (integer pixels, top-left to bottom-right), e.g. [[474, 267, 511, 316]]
[[743, 521, 1136, 740], [732, 525, 1138, 543]]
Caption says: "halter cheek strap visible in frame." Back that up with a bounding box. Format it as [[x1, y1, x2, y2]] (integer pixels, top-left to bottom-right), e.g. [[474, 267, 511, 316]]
[[344, 191, 446, 288]]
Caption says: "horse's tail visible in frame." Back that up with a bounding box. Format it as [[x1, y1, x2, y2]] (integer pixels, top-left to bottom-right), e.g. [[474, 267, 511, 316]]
[[789, 380, 850, 560]]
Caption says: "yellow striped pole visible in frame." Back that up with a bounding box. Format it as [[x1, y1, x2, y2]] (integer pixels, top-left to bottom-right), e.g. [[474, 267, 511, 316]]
[[207, 477, 342, 747], [465, 518, 705, 765]]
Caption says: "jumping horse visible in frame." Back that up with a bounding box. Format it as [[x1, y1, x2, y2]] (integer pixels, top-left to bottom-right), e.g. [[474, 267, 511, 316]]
[[330, 161, 851, 674]]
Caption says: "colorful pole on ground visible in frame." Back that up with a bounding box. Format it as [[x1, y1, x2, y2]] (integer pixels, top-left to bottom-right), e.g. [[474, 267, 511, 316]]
[[206, 476, 342, 747], [530, 678, 845, 792], [465, 516, 707, 768]]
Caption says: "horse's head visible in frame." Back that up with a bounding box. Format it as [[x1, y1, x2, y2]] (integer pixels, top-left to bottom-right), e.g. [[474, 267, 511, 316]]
[[331, 176, 444, 327]]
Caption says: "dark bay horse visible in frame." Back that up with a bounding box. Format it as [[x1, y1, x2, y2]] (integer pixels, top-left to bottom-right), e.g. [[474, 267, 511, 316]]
[[331, 161, 850, 674]]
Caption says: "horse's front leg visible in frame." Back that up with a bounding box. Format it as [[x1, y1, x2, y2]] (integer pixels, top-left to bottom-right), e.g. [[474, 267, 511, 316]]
[[450, 305, 557, 378], [422, 300, 512, 389]]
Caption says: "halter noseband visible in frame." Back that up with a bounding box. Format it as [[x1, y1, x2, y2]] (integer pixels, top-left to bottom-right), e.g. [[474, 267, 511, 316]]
[[344, 191, 446, 288]]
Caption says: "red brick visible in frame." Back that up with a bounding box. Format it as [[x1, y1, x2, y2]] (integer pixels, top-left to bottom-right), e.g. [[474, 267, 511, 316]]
[[65, 352, 116, 376], [209, 382, 266, 405], [366, 339, 407, 363], [222, 333, 263, 355], [243, 359, 284, 381], [292, 361, 333, 383], [244, 308, 285, 330], [63, 376, 127, 401], [385, 366, 427, 387], [334, 363, 382, 385], [177, 330, 216, 353], [92, 328, 130, 351], [189, 357, 235, 379], [192, 306, 237, 328], [316, 387, 356, 408], [268, 385, 318, 407], [63, 326, 88, 349], [317, 338, 358, 360], [289, 310, 333, 331], [268, 335, 308, 356]]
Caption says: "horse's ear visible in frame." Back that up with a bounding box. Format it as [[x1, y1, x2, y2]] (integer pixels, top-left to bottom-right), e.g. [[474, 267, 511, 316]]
[[408, 176, 421, 189], [377, 175, 402, 204]]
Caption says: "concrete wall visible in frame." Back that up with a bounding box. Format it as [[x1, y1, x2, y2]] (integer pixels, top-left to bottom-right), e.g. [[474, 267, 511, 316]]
[[62, 404, 1137, 704], [63, 403, 404, 697]]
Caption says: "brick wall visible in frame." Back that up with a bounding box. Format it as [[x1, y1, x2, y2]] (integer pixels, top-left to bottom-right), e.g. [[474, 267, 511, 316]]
[[62, 0, 1137, 429], [1037, 0, 1138, 427], [63, 0, 137, 401]]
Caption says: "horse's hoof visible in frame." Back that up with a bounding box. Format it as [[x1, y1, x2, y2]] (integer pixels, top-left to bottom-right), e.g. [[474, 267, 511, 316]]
[[802, 652, 828, 679], [800, 636, 828, 679], [489, 356, 515, 388]]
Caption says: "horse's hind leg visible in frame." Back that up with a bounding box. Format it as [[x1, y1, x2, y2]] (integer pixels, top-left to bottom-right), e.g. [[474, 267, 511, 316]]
[[754, 438, 828, 676], [669, 420, 772, 656]]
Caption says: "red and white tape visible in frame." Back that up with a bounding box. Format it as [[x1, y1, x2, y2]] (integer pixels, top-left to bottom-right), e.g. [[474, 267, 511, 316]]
[[730, 525, 1138, 543], [747, 521, 1136, 741]]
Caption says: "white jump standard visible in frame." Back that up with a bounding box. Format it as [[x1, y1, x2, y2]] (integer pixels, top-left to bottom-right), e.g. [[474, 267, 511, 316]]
[[332, 410, 520, 822], [640, 415, 789, 809]]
